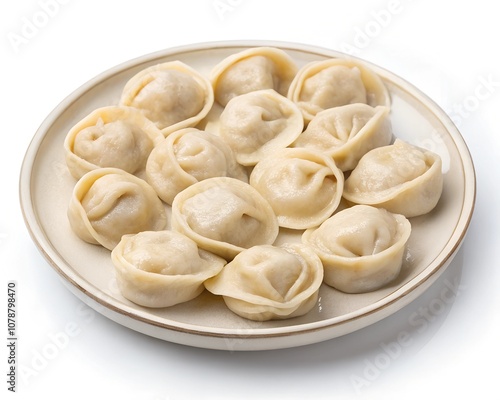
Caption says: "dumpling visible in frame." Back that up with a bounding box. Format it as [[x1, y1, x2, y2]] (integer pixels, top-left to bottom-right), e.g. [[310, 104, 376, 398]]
[[145, 128, 248, 204], [343, 139, 443, 217], [64, 106, 164, 180], [171, 177, 279, 260], [67, 168, 167, 250], [210, 46, 298, 106], [287, 58, 390, 123], [111, 230, 226, 308], [204, 243, 323, 321], [292, 104, 392, 171], [302, 205, 411, 293], [120, 61, 214, 136], [249, 148, 344, 229], [218, 89, 303, 166]]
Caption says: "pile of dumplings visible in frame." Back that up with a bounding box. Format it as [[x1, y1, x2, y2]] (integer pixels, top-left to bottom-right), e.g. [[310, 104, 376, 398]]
[[63, 47, 443, 322]]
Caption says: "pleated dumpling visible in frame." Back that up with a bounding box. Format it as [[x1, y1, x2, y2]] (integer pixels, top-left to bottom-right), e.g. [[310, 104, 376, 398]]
[[145, 128, 248, 204], [171, 177, 279, 260], [204, 243, 323, 321], [302, 205, 411, 293], [111, 231, 226, 308], [343, 139, 443, 217], [210, 46, 298, 106], [120, 61, 214, 136], [67, 168, 167, 250], [64, 106, 164, 180], [249, 148, 344, 229], [218, 89, 303, 166], [292, 104, 392, 171], [288, 58, 390, 123]]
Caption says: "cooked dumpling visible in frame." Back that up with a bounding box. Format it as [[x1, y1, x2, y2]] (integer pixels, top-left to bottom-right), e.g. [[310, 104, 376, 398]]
[[302, 205, 411, 293], [249, 148, 344, 229], [210, 46, 298, 106], [120, 61, 214, 136], [292, 104, 392, 171], [287, 58, 390, 123], [171, 177, 279, 260], [111, 230, 226, 308], [204, 243, 323, 321], [67, 168, 167, 250], [218, 89, 303, 166], [64, 106, 164, 180], [145, 128, 247, 204], [343, 139, 443, 217]]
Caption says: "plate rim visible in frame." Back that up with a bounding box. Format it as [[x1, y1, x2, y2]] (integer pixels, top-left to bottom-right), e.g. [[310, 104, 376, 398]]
[[18, 40, 476, 348]]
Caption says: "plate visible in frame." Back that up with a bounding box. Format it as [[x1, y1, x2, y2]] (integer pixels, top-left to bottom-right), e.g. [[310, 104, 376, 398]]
[[19, 41, 476, 351]]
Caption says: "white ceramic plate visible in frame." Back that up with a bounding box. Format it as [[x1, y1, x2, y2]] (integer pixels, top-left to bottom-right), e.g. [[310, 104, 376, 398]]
[[19, 41, 475, 351]]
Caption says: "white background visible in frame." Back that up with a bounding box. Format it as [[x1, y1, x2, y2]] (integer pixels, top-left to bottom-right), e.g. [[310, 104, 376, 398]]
[[2, 0, 499, 399]]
